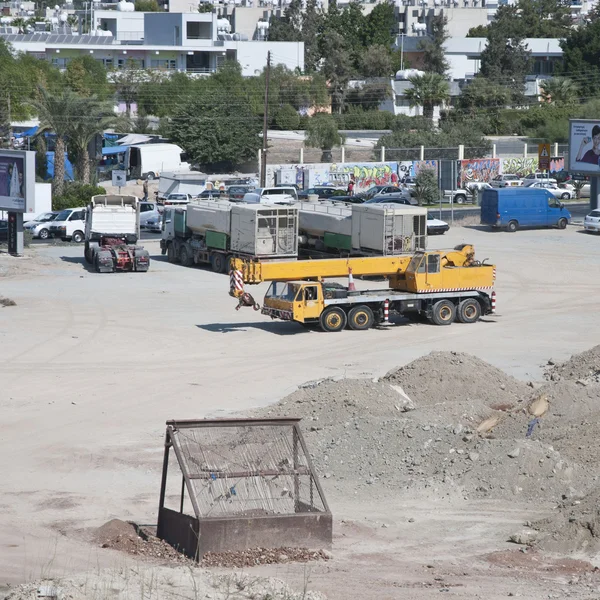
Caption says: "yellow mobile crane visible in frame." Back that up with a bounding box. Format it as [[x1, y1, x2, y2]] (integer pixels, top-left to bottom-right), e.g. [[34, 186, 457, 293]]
[[229, 245, 496, 332]]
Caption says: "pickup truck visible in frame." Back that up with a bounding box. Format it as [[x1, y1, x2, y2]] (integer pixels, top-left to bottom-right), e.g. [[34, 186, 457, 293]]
[[442, 183, 492, 204]]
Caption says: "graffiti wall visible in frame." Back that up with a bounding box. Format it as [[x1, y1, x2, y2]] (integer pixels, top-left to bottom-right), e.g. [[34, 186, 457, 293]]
[[267, 161, 400, 192], [501, 157, 537, 176], [549, 157, 565, 174], [459, 159, 500, 187]]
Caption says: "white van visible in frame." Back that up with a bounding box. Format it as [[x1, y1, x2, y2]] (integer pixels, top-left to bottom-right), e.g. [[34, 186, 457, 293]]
[[129, 144, 190, 181], [242, 187, 298, 205], [48, 207, 87, 243]]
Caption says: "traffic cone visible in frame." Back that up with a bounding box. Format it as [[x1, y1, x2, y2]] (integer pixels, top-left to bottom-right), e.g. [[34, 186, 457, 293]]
[[348, 267, 356, 291]]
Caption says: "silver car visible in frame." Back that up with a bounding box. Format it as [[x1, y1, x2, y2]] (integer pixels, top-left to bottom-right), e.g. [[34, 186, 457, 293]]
[[528, 182, 572, 199], [584, 209, 600, 233], [23, 211, 59, 239]]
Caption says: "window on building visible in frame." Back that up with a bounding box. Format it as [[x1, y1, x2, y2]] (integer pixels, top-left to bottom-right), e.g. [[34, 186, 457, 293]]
[[150, 59, 177, 69], [51, 57, 69, 69], [395, 97, 411, 107], [186, 21, 211, 39]]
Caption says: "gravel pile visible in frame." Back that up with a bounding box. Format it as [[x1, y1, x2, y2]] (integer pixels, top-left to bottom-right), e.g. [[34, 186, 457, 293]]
[[255, 351, 599, 503], [93, 519, 192, 564], [546, 345, 600, 383], [200, 547, 330, 568], [533, 488, 600, 556]]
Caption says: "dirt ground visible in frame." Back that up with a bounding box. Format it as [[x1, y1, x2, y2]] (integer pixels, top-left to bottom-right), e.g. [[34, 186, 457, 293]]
[[1, 224, 600, 599]]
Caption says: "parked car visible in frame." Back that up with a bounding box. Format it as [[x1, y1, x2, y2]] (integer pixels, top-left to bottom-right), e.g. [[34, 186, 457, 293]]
[[228, 185, 256, 201], [481, 188, 571, 232], [427, 214, 449, 235], [554, 172, 591, 197], [332, 185, 406, 204], [23, 211, 59, 239], [584, 209, 600, 233], [0, 220, 7, 243], [242, 187, 298, 205], [297, 186, 343, 200], [144, 215, 163, 233], [522, 173, 557, 186], [527, 181, 572, 199], [48, 207, 86, 243], [195, 190, 221, 200], [490, 174, 523, 188], [275, 183, 301, 191]]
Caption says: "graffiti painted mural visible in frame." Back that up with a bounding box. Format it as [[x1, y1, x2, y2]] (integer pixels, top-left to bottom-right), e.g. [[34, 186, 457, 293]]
[[459, 159, 500, 187], [501, 157, 537, 176], [329, 162, 399, 192]]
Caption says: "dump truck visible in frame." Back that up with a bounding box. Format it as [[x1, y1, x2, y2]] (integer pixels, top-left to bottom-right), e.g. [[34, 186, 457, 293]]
[[229, 244, 496, 332], [296, 202, 427, 257], [84, 195, 150, 273], [160, 201, 298, 273]]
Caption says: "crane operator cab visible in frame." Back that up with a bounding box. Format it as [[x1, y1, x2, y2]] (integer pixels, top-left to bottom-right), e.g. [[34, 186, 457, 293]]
[[262, 281, 325, 323]]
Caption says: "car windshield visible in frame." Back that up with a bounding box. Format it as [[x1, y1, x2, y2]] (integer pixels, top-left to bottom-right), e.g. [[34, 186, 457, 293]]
[[55, 210, 71, 221], [265, 281, 299, 302], [589, 210, 600, 217]]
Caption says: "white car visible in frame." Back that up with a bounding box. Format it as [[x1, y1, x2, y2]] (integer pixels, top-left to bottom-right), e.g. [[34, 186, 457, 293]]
[[242, 187, 298, 205], [23, 211, 59, 239], [427, 214, 449, 235], [527, 182, 572, 199], [490, 174, 523, 188], [584, 209, 600, 233], [522, 173, 557, 186]]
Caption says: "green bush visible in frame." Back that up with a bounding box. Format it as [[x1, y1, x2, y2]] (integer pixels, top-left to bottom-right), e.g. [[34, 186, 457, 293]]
[[53, 182, 106, 211], [274, 104, 300, 130]]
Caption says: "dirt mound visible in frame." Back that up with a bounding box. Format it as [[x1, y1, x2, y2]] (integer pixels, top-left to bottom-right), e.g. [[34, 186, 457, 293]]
[[533, 488, 600, 555], [384, 351, 530, 406], [93, 519, 190, 564], [255, 363, 595, 503], [546, 345, 600, 382]]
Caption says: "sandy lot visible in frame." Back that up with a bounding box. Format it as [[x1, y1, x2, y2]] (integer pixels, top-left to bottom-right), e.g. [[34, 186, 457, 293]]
[[1, 224, 600, 599]]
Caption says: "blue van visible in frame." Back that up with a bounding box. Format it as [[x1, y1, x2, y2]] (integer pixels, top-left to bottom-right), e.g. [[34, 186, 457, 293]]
[[481, 187, 571, 232]]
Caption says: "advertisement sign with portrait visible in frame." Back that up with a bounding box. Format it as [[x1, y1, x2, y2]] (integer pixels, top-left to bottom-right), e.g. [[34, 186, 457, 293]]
[[569, 119, 600, 175], [0, 150, 35, 212]]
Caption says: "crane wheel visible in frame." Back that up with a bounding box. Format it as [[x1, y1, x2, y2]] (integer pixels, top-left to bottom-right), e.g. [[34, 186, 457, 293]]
[[348, 305, 374, 330], [320, 307, 347, 333], [431, 300, 456, 326], [456, 298, 481, 324]]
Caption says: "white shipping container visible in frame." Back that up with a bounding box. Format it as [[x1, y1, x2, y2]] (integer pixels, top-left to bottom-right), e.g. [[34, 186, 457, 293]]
[[186, 200, 232, 236], [230, 205, 298, 257], [352, 205, 427, 254], [297, 202, 352, 237]]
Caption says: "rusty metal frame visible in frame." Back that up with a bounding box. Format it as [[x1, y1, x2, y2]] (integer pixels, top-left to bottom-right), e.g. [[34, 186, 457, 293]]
[[156, 417, 332, 559]]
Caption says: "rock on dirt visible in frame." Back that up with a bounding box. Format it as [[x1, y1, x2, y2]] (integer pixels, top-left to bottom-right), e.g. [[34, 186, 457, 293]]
[[200, 547, 330, 568]]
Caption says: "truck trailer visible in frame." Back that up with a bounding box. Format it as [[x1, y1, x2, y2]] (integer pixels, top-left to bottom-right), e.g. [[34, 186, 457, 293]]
[[84, 195, 150, 273], [160, 201, 299, 273], [296, 201, 427, 257]]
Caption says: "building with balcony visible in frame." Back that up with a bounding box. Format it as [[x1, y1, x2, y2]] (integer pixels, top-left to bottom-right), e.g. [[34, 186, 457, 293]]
[[0, 10, 304, 75]]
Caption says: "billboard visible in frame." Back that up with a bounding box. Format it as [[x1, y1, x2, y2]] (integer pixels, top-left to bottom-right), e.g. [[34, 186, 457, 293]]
[[0, 150, 35, 213], [569, 119, 600, 175]]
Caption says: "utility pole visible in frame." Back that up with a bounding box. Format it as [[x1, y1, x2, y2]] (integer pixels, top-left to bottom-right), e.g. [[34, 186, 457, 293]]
[[260, 51, 271, 188], [7, 93, 12, 149]]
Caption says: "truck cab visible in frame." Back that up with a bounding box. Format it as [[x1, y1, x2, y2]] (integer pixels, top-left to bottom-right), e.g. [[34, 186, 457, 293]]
[[262, 281, 324, 323]]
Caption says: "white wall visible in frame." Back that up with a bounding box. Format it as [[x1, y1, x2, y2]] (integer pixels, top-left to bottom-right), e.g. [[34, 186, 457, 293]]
[[232, 40, 304, 75]]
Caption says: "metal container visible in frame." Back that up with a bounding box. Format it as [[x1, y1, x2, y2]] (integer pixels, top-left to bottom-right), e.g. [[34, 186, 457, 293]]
[[230, 205, 298, 257], [351, 205, 428, 254], [297, 202, 352, 237], [186, 200, 232, 236]]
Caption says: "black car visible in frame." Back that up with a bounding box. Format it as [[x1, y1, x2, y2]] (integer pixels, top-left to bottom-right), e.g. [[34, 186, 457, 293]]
[[297, 186, 343, 200], [0, 220, 8, 243], [228, 185, 255, 201]]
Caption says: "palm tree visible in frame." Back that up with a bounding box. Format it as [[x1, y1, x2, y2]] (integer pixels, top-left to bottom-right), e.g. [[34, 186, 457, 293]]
[[539, 77, 579, 107], [68, 97, 118, 183], [31, 86, 81, 197], [11, 17, 26, 33], [404, 73, 450, 120]]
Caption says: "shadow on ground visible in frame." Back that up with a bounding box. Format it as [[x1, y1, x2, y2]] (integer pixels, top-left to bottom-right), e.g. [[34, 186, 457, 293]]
[[196, 321, 309, 335]]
